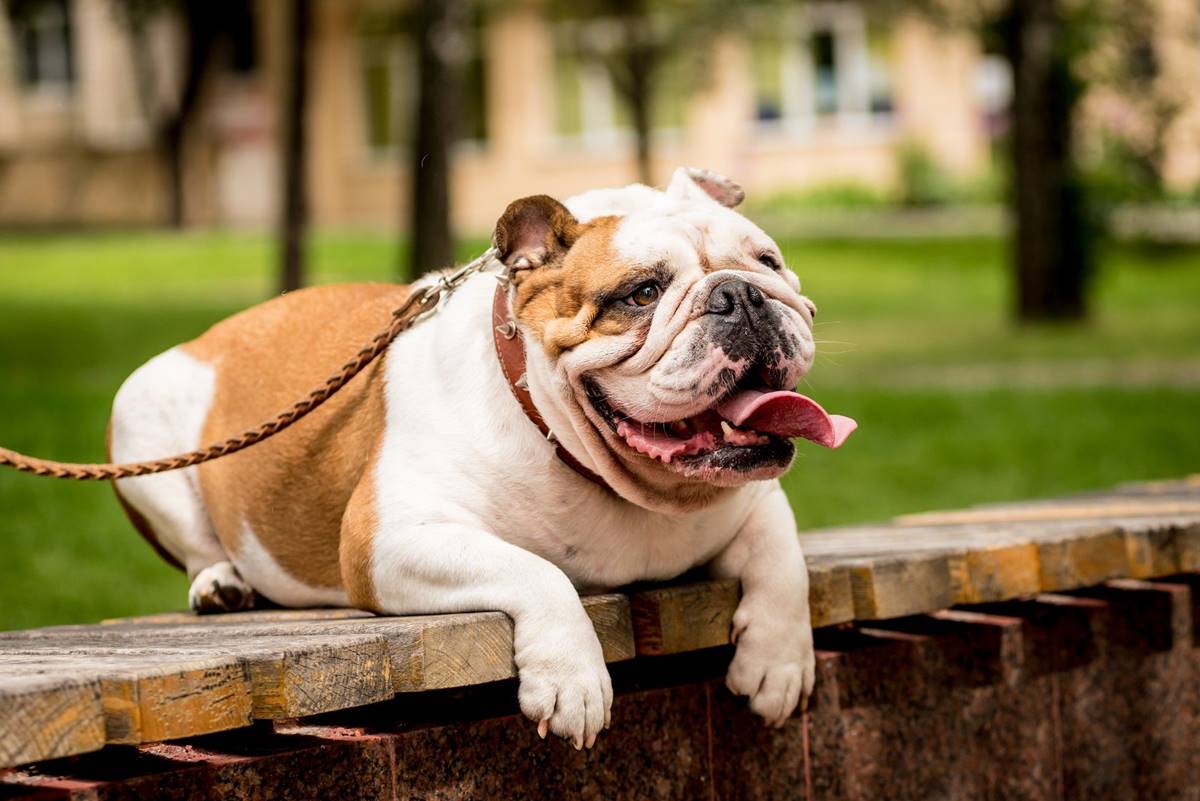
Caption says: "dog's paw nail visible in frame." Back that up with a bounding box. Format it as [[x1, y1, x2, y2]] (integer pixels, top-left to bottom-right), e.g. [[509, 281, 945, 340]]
[[585, 732, 597, 749], [573, 736, 583, 751], [537, 719, 549, 739]]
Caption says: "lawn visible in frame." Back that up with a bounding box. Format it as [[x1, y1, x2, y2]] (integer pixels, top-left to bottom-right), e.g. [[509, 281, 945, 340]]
[[1, 230, 1198, 630]]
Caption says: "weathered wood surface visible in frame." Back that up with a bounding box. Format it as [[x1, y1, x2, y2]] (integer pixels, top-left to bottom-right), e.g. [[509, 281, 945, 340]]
[[0, 675, 106, 768], [2, 476, 1198, 768]]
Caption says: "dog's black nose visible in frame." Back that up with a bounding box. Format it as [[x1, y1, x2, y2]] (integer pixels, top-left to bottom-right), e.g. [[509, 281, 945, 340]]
[[706, 278, 764, 316]]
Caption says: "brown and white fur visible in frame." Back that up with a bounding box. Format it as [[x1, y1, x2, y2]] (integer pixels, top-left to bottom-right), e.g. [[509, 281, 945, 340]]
[[110, 168, 818, 749]]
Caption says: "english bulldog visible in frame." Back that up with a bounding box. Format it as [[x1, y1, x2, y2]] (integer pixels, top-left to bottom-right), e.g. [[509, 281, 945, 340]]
[[108, 167, 855, 749]]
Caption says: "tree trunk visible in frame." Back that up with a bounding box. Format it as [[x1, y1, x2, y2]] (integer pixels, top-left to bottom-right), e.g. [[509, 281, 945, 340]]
[[127, 0, 214, 229], [626, 46, 653, 185], [408, 0, 464, 278], [162, 121, 186, 228], [1006, 0, 1090, 322], [609, 4, 654, 185], [279, 0, 311, 294]]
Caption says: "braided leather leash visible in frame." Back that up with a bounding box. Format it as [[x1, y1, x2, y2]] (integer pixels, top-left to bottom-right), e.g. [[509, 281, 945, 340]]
[[0, 249, 498, 482]]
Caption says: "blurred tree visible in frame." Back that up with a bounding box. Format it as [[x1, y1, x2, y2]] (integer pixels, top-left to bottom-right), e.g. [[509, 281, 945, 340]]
[[115, 0, 310, 291], [552, 0, 729, 184], [1003, 0, 1089, 321], [601, 0, 658, 184], [898, 0, 1164, 322], [112, 0, 220, 228], [408, 0, 467, 277], [1073, 3, 1183, 206], [279, 0, 312, 293]]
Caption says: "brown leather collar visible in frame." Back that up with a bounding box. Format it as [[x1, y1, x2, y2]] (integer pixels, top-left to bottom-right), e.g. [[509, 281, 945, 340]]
[[491, 282, 612, 492]]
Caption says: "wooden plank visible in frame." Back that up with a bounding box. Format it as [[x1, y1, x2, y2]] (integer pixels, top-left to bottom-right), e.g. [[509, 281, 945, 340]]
[[0, 675, 107, 769], [809, 564, 855, 627], [1111, 475, 1200, 497], [1120, 521, 1185, 579], [1034, 526, 1129, 591], [801, 525, 1042, 605], [872, 518, 1131, 592], [630, 580, 739, 656], [369, 595, 635, 691], [0, 651, 253, 744], [88, 614, 441, 697], [1174, 522, 1200, 571], [352, 594, 633, 692], [583, 594, 636, 663], [95, 594, 635, 697], [896, 499, 1200, 527], [626, 569, 853, 657], [1087, 515, 1200, 577], [401, 612, 515, 691], [388, 594, 633, 690], [816, 553, 954, 620], [242, 635, 392, 718], [949, 541, 1042, 603], [807, 513, 1190, 600], [101, 607, 375, 626], [0, 627, 395, 737]]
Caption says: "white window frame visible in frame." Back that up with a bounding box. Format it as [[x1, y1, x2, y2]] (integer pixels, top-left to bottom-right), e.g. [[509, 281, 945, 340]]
[[750, 2, 888, 137], [11, 0, 74, 99], [549, 16, 686, 152], [359, 32, 415, 160], [357, 25, 486, 162]]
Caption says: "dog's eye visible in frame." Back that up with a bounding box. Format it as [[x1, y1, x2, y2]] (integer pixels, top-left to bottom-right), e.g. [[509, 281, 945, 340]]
[[624, 281, 662, 307], [758, 252, 781, 271]]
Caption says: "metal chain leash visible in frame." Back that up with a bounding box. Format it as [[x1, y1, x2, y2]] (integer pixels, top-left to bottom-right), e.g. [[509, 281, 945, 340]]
[[0, 248, 500, 482]]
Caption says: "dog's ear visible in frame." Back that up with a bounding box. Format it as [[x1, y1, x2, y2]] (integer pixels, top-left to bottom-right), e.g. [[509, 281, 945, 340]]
[[666, 167, 745, 208], [493, 195, 582, 270]]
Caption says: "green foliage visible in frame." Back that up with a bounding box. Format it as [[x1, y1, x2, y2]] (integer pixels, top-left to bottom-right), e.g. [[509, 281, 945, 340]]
[[748, 162, 1005, 216], [1, 232, 1197, 629], [1081, 134, 1170, 208], [746, 183, 891, 213], [894, 141, 1006, 208], [896, 140, 955, 207]]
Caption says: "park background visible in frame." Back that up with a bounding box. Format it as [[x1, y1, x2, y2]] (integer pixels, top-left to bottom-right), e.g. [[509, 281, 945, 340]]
[[0, 0, 1198, 630]]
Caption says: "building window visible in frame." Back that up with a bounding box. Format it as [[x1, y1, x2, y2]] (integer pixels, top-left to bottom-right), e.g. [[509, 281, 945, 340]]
[[812, 30, 838, 115], [9, 0, 74, 92], [866, 25, 894, 115], [750, 3, 891, 132], [358, 16, 487, 155], [551, 19, 688, 146], [361, 31, 416, 152]]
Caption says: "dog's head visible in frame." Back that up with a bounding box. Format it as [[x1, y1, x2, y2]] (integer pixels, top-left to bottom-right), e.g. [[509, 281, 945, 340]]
[[494, 167, 855, 512]]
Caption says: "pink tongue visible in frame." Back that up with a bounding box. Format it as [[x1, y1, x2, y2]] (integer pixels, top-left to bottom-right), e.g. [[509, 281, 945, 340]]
[[716, 390, 857, 449]]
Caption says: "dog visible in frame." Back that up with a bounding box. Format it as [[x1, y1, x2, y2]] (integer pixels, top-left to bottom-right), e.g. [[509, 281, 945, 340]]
[[108, 167, 855, 749]]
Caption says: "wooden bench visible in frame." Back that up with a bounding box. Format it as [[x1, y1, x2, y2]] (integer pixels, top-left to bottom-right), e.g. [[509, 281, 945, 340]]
[[2, 476, 1198, 778]]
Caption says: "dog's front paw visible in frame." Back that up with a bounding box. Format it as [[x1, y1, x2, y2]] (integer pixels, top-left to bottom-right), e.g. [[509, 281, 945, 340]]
[[513, 619, 612, 749], [725, 609, 815, 727]]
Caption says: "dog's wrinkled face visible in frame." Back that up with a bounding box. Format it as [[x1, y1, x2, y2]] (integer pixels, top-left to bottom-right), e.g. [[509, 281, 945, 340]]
[[495, 169, 849, 511]]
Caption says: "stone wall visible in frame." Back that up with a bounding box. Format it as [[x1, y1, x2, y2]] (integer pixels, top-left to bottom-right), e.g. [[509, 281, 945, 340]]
[[3, 574, 1196, 801]]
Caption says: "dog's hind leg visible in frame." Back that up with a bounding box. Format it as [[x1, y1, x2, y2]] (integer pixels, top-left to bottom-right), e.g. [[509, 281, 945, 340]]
[[110, 347, 256, 613]]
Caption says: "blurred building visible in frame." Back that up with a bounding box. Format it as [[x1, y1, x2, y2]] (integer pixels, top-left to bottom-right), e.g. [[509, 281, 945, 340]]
[[0, 0, 1197, 233]]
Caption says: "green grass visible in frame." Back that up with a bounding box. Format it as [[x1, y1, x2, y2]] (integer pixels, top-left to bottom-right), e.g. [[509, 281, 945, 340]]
[[1, 231, 1198, 630]]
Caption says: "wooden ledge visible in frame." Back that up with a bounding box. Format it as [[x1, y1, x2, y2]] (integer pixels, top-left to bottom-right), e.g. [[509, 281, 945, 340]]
[[3, 477, 1199, 769]]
